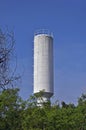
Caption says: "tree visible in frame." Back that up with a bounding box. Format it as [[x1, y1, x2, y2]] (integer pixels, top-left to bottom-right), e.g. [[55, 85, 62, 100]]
[[0, 29, 19, 90], [0, 88, 25, 130], [78, 94, 86, 105]]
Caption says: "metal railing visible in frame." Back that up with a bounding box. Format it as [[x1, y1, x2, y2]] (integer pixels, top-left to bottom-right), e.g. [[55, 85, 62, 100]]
[[34, 29, 53, 37]]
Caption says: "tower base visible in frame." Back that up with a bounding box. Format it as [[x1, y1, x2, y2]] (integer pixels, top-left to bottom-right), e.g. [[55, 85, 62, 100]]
[[35, 92, 53, 107]]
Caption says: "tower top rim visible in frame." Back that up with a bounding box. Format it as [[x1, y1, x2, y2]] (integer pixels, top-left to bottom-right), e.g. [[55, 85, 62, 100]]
[[34, 29, 53, 38]]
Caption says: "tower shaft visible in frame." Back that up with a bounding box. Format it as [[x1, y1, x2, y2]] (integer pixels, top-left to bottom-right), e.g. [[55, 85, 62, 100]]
[[33, 33, 54, 104]]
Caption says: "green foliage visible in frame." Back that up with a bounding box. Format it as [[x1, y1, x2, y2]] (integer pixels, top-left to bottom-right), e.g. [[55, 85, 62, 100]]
[[78, 93, 86, 105], [0, 89, 86, 130], [0, 88, 25, 130]]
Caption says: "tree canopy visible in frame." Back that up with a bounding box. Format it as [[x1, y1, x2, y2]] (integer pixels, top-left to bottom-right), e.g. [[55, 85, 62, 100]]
[[0, 88, 86, 130]]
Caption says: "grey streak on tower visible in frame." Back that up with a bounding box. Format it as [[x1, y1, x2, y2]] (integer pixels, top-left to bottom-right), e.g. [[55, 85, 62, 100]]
[[33, 30, 54, 104]]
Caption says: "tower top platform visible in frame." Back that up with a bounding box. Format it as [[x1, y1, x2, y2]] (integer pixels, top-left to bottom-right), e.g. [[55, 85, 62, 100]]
[[34, 29, 53, 38]]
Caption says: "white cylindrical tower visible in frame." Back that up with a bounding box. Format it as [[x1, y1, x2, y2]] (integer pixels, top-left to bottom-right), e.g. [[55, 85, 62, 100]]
[[33, 31, 54, 104]]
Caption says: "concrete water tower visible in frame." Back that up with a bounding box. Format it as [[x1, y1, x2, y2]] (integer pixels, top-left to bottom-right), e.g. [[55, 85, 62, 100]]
[[33, 30, 54, 105]]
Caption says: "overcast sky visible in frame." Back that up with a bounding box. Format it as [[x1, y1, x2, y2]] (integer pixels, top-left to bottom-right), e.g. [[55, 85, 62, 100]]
[[0, 0, 86, 104]]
